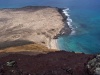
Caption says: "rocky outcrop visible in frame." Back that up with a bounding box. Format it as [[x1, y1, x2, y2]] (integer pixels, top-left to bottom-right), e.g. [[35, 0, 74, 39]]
[[87, 54, 100, 75]]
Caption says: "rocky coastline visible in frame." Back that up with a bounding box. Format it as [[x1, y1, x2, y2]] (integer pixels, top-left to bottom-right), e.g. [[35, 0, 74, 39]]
[[53, 8, 72, 39]]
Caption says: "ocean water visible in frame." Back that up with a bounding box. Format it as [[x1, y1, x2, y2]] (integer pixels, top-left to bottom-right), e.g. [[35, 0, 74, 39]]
[[0, 0, 100, 54]]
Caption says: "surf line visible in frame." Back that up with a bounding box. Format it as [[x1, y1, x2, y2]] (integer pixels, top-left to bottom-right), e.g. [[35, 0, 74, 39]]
[[62, 8, 75, 35]]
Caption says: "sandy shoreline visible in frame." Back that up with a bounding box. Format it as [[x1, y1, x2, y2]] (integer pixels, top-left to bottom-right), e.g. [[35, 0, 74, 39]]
[[49, 39, 59, 50]]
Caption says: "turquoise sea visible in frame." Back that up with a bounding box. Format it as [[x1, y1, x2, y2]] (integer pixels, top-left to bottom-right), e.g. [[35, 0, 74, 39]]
[[0, 0, 100, 54]]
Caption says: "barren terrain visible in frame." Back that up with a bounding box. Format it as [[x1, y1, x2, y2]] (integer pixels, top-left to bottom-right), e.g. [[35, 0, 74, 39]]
[[0, 6, 64, 51]]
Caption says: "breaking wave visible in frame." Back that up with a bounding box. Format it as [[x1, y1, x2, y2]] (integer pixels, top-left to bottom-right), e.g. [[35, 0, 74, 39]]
[[62, 8, 75, 35]]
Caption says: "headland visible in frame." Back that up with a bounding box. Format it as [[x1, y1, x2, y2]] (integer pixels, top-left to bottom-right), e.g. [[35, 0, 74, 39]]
[[0, 6, 71, 52]]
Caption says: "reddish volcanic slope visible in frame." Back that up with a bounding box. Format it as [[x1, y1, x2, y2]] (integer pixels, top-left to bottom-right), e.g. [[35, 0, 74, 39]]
[[0, 51, 94, 75]]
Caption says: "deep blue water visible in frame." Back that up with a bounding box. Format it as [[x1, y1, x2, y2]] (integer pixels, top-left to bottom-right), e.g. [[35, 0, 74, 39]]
[[0, 0, 100, 54]]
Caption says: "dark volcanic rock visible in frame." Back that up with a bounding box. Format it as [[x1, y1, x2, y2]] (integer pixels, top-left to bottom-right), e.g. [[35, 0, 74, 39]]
[[87, 54, 100, 75], [0, 51, 94, 75], [58, 8, 72, 36]]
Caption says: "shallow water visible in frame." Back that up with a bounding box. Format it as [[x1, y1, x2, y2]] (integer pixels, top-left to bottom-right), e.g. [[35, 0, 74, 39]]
[[0, 0, 100, 54]]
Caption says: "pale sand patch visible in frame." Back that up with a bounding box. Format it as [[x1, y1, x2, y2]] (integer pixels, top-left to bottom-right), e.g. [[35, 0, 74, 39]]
[[49, 39, 59, 50]]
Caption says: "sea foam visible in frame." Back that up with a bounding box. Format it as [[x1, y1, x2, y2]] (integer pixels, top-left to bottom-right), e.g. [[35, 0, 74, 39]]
[[62, 8, 75, 35]]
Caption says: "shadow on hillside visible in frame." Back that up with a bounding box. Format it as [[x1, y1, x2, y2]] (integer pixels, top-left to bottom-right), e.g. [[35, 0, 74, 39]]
[[11, 6, 52, 12], [0, 40, 34, 50]]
